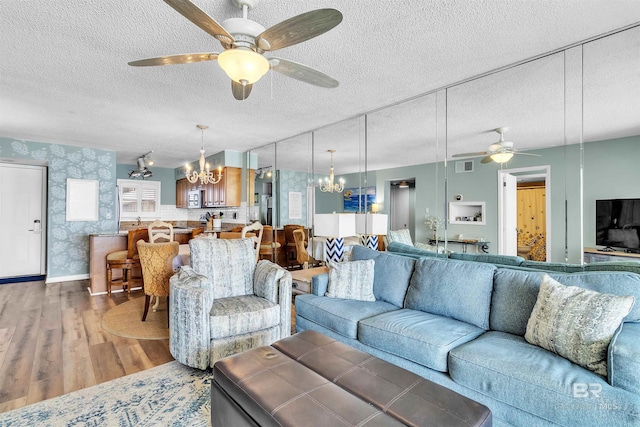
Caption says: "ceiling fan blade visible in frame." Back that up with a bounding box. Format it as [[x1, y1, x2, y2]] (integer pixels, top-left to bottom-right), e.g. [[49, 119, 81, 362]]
[[514, 152, 542, 157], [128, 53, 218, 67], [451, 151, 490, 158], [481, 156, 494, 164], [232, 81, 253, 100], [256, 9, 342, 52], [163, 0, 234, 48], [270, 58, 338, 88]]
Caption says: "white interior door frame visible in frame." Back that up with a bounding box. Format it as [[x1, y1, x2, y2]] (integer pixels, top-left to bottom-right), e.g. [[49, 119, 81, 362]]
[[498, 165, 551, 260]]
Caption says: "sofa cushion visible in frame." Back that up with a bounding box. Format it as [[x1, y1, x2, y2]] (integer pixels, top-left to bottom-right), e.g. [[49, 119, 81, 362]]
[[294, 294, 398, 339], [520, 260, 584, 272], [359, 309, 485, 372], [209, 294, 280, 339], [386, 241, 440, 259], [449, 331, 640, 427], [490, 269, 640, 336], [449, 252, 524, 267], [326, 259, 375, 301], [405, 258, 495, 329], [525, 274, 635, 376], [609, 322, 640, 393], [351, 245, 415, 307]]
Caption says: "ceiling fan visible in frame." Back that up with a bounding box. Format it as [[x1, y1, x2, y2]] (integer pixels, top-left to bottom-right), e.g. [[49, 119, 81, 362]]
[[128, 0, 342, 100], [452, 127, 541, 164]]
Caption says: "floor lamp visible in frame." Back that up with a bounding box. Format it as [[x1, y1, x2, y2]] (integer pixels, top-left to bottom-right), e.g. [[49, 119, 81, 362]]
[[314, 213, 356, 263], [356, 213, 388, 250]]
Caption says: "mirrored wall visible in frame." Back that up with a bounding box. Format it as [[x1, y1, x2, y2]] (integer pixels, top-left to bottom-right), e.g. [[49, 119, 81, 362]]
[[244, 24, 639, 269]]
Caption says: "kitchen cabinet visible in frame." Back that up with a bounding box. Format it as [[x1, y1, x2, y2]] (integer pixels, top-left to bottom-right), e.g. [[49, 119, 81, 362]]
[[176, 178, 189, 208], [202, 182, 215, 207]]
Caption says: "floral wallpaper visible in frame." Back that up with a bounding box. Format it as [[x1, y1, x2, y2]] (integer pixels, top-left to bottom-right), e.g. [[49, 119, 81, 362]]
[[277, 170, 309, 227], [0, 138, 117, 279]]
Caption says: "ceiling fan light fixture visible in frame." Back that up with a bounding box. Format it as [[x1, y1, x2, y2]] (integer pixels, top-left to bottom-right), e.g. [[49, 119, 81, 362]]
[[490, 152, 514, 164], [217, 48, 269, 85]]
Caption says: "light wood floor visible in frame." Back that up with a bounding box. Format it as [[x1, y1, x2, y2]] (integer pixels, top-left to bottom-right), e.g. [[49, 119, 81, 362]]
[[0, 280, 172, 413]]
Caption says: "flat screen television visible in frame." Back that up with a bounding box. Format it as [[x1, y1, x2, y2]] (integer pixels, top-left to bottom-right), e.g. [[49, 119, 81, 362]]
[[596, 198, 640, 251]]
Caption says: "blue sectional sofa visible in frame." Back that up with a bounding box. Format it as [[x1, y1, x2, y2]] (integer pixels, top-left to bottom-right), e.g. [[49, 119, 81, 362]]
[[294, 245, 640, 426]]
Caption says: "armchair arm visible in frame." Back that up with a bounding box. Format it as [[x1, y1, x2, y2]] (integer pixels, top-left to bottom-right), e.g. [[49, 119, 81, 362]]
[[169, 266, 213, 370], [608, 322, 640, 394], [253, 260, 292, 339]]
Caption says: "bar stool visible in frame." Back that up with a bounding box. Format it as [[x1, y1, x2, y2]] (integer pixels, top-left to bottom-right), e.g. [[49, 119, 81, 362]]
[[259, 225, 281, 262], [106, 228, 148, 296]]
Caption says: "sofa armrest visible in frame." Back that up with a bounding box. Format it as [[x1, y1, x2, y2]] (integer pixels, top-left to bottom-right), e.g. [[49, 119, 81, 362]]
[[608, 322, 640, 394], [312, 273, 329, 296], [169, 267, 213, 370], [277, 271, 292, 339]]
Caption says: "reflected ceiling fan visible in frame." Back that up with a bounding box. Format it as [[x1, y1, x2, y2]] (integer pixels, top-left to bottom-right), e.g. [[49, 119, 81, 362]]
[[452, 127, 541, 164], [128, 0, 342, 100]]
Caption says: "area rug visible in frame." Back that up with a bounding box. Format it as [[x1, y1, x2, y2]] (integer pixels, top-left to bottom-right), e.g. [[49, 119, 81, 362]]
[[102, 297, 169, 340], [0, 361, 211, 426]]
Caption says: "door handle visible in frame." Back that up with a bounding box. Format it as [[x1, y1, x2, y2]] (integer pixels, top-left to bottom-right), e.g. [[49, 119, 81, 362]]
[[28, 219, 41, 233]]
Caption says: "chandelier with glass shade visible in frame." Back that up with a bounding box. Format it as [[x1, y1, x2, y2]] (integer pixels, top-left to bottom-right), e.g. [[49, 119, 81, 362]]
[[318, 149, 344, 193], [185, 125, 223, 185]]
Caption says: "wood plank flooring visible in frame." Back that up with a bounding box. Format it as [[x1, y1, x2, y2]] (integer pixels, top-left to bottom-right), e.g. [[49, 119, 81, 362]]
[[0, 280, 173, 413]]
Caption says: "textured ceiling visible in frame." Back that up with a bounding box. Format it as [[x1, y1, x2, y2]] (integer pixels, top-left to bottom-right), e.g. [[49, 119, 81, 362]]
[[1, 0, 639, 174]]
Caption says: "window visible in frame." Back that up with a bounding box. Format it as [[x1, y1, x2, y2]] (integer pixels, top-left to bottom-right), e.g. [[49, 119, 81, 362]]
[[117, 179, 161, 219]]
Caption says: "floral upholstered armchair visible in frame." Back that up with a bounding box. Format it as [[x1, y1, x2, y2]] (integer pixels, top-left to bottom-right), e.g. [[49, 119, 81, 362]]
[[169, 238, 292, 369]]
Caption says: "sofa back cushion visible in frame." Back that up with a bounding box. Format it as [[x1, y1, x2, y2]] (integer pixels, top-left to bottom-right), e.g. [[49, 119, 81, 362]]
[[491, 268, 640, 336], [449, 252, 525, 267], [386, 241, 441, 259], [350, 245, 415, 307], [405, 258, 496, 329]]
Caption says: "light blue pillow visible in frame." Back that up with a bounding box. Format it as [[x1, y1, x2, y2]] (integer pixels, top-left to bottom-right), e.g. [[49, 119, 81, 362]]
[[325, 260, 375, 302]]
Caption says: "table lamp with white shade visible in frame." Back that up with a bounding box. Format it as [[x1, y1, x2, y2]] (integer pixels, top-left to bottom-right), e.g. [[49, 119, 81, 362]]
[[313, 213, 356, 263], [355, 213, 388, 250]]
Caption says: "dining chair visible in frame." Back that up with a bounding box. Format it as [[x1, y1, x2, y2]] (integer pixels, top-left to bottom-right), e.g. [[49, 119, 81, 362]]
[[242, 221, 264, 262], [148, 220, 174, 243], [137, 240, 179, 322], [293, 228, 320, 268]]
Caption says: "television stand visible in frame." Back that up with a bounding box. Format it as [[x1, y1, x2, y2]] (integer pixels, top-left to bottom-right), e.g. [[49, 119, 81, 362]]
[[626, 248, 640, 254], [597, 246, 615, 252], [584, 247, 640, 263]]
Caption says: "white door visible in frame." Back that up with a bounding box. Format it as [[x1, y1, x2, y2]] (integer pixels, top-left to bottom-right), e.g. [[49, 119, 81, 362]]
[[0, 163, 46, 278], [499, 173, 518, 256]]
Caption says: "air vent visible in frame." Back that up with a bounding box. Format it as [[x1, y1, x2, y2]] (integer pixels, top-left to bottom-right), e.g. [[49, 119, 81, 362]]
[[455, 160, 474, 173]]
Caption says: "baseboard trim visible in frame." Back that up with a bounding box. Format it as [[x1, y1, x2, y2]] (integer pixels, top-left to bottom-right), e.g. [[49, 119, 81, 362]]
[[45, 273, 90, 284]]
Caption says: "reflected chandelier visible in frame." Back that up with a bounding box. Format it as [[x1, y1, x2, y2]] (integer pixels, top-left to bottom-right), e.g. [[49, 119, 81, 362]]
[[185, 124, 223, 185], [318, 149, 344, 193]]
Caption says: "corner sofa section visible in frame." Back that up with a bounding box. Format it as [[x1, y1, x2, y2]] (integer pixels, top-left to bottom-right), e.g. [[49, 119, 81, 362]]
[[294, 245, 640, 427]]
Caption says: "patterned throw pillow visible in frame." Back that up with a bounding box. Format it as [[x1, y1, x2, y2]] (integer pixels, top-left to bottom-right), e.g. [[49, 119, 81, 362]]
[[525, 274, 635, 376], [387, 229, 413, 246], [325, 259, 375, 301]]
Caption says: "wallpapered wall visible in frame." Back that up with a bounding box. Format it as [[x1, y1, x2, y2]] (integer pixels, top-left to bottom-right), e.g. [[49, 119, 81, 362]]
[[0, 137, 117, 280], [276, 170, 309, 227]]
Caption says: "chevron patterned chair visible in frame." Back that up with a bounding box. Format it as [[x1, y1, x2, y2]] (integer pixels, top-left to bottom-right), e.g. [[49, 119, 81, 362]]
[[169, 238, 292, 369]]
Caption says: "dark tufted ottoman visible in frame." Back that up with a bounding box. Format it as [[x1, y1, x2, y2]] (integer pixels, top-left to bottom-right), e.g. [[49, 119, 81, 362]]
[[212, 330, 491, 426]]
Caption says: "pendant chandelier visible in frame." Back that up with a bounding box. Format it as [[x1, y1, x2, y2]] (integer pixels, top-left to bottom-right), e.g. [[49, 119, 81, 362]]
[[319, 149, 344, 193], [185, 125, 223, 185]]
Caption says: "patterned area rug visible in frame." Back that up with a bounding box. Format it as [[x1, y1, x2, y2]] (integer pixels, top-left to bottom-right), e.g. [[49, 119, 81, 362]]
[[0, 362, 211, 426]]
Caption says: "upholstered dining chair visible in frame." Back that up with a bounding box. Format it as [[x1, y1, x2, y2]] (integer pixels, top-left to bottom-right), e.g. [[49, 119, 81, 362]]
[[259, 225, 281, 262], [169, 238, 292, 369], [106, 228, 148, 296], [137, 240, 179, 322], [293, 228, 320, 268], [148, 220, 174, 243], [283, 224, 305, 268]]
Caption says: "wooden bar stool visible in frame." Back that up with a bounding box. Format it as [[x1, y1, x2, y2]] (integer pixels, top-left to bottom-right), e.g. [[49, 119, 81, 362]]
[[106, 228, 148, 296]]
